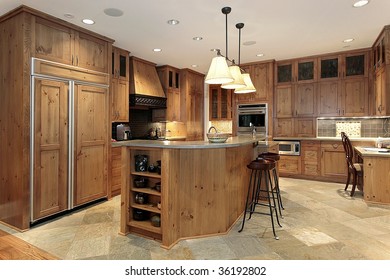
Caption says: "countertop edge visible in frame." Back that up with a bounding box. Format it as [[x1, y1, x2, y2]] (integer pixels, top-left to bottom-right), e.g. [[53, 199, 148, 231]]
[[112, 136, 266, 149]]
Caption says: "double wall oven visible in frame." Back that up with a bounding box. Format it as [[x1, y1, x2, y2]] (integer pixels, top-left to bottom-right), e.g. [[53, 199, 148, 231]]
[[237, 103, 268, 136]]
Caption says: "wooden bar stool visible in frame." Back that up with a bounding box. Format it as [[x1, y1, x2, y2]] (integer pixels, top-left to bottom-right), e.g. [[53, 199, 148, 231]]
[[238, 158, 282, 240], [258, 152, 284, 218]]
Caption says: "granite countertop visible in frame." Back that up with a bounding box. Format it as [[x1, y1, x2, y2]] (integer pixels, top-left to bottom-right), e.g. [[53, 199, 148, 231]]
[[355, 146, 390, 157], [112, 135, 265, 149]]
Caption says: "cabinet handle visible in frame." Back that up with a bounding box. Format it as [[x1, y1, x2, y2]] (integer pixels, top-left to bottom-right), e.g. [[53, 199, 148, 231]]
[[72, 55, 74, 65], [76, 56, 79, 66]]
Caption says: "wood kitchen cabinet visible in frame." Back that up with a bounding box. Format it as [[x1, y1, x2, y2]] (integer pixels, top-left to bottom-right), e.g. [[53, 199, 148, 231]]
[[34, 16, 110, 73], [372, 25, 390, 116], [180, 69, 204, 141], [157, 65, 181, 121], [209, 85, 232, 120], [318, 50, 369, 117], [279, 155, 301, 175], [274, 118, 315, 137], [0, 6, 113, 230], [235, 61, 274, 102], [110, 147, 122, 197], [301, 141, 321, 176], [276, 57, 317, 84], [320, 141, 347, 182], [111, 46, 129, 122]]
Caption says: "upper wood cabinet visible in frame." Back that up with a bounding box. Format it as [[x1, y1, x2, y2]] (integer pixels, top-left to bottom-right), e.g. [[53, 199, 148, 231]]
[[209, 85, 232, 120], [111, 47, 129, 122], [157, 65, 181, 121], [372, 25, 390, 116], [180, 69, 204, 141], [112, 46, 129, 81], [276, 58, 317, 84], [34, 17, 110, 73], [235, 61, 274, 102]]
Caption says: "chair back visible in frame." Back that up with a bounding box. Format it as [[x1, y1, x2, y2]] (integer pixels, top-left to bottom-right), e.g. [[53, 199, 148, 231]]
[[341, 132, 354, 169]]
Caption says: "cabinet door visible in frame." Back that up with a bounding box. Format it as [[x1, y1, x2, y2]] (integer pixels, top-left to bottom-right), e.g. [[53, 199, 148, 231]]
[[113, 47, 129, 81], [319, 55, 340, 80], [295, 83, 316, 116], [296, 59, 316, 83], [166, 88, 181, 121], [185, 72, 204, 140], [75, 32, 108, 72], [111, 147, 122, 197], [276, 61, 293, 84], [274, 118, 294, 137], [320, 143, 347, 180], [342, 78, 368, 116], [74, 84, 108, 206], [275, 85, 294, 117], [33, 78, 69, 220], [111, 78, 129, 122], [318, 81, 340, 116], [295, 118, 316, 137], [34, 17, 73, 65], [344, 53, 367, 78], [279, 155, 301, 175]]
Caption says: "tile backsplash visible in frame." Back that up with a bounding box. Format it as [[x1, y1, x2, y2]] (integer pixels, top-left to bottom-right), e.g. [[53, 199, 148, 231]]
[[317, 117, 390, 138]]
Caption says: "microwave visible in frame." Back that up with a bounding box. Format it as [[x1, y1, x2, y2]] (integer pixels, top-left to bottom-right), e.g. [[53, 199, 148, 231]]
[[278, 141, 300, 155], [237, 103, 268, 135]]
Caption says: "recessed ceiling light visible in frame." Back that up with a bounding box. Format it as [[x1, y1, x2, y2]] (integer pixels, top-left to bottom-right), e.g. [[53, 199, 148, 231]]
[[256, 53, 264, 57], [64, 13, 74, 19], [193, 37, 203, 41], [191, 64, 198, 68], [343, 38, 354, 43], [343, 45, 351, 48], [243, 41, 256, 46], [167, 19, 180, 25], [153, 48, 162, 52], [82, 18, 95, 25], [353, 0, 369, 8], [210, 48, 220, 52], [104, 8, 124, 17]]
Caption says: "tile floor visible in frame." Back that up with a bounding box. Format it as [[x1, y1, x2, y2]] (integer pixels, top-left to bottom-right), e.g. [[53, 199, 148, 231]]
[[2, 178, 390, 260]]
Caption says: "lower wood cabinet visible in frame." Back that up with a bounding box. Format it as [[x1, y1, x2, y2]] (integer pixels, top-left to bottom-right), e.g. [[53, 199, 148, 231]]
[[110, 147, 122, 197], [279, 155, 301, 175], [320, 142, 347, 181], [301, 141, 321, 176]]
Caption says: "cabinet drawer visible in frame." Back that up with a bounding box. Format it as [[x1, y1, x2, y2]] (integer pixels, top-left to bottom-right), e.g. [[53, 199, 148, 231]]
[[303, 164, 320, 176], [279, 156, 301, 174]]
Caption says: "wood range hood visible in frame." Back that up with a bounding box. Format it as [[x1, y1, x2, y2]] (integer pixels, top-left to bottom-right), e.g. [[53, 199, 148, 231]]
[[129, 56, 167, 108]]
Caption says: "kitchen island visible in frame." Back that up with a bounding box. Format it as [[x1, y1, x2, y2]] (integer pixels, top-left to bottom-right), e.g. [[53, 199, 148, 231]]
[[355, 147, 390, 205], [115, 136, 274, 248]]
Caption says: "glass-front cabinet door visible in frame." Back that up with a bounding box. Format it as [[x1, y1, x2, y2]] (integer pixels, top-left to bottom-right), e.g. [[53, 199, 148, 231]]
[[276, 63, 293, 84], [344, 53, 366, 78], [320, 56, 340, 80]]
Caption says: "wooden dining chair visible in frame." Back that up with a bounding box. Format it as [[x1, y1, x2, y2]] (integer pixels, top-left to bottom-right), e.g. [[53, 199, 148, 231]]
[[341, 132, 363, 196]]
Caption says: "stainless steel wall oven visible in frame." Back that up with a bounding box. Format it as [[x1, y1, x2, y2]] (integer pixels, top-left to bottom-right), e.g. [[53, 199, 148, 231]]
[[237, 103, 268, 136]]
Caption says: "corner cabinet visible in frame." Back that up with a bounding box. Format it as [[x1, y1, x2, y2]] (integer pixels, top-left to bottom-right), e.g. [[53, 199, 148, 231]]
[[156, 65, 181, 121], [121, 147, 163, 242]]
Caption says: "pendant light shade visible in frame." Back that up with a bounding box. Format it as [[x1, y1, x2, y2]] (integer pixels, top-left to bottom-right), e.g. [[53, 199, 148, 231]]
[[234, 73, 256, 94], [221, 65, 246, 89], [205, 56, 233, 84]]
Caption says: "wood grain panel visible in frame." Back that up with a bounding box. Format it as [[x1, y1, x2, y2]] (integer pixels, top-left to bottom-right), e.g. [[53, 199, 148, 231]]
[[363, 157, 390, 204]]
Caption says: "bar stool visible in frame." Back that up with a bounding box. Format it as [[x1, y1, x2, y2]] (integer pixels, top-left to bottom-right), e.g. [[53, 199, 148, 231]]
[[238, 158, 282, 240], [258, 152, 284, 218]]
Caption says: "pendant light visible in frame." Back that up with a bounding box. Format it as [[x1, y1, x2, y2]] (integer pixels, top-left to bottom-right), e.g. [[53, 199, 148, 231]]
[[234, 23, 256, 94], [205, 7, 233, 85]]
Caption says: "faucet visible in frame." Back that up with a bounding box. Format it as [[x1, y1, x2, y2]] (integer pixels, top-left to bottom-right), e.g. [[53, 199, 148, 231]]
[[251, 124, 256, 137]]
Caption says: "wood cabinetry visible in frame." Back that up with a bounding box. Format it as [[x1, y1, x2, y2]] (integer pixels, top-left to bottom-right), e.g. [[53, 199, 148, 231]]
[[33, 17, 109, 73], [320, 142, 347, 181], [111, 47, 129, 122], [180, 69, 205, 141], [156, 65, 181, 121], [0, 6, 112, 230], [274, 118, 315, 137], [209, 85, 232, 120], [110, 147, 122, 197], [122, 147, 162, 241], [235, 62, 274, 102], [301, 141, 321, 176], [372, 26, 390, 116], [318, 50, 369, 117], [279, 155, 301, 175]]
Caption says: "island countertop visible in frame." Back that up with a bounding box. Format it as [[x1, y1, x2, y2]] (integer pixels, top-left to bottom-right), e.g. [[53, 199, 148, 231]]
[[112, 135, 266, 149]]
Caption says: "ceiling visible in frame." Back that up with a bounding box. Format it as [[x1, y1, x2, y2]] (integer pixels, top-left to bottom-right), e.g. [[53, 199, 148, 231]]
[[1, 0, 389, 74]]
